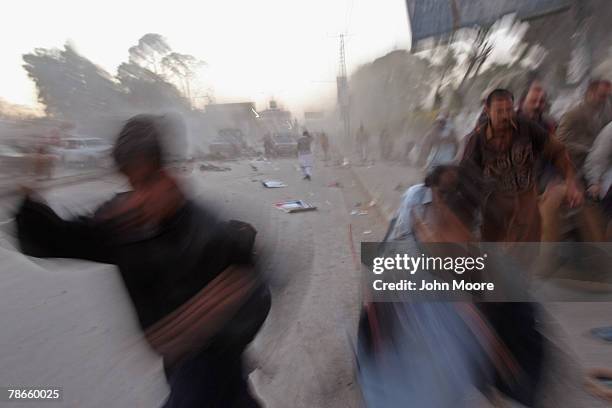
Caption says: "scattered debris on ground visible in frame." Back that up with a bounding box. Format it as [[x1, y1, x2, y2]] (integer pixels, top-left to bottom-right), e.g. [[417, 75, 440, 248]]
[[262, 180, 287, 188], [199, 163, 231, 172], [274, 200, 317, 213], [363, 230, 372, 235], [328, 181, 343, 188], [252, 156, 272, 163], [350, 210, 369, 216], [591, 326, 612, 342]]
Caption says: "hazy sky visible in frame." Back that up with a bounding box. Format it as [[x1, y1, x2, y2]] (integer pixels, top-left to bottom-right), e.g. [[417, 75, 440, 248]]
[[2, 0, 411, 114]]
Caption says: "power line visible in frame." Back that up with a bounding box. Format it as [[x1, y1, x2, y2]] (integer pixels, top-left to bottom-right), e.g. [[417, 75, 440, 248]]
[[345, 0, 356, 35]]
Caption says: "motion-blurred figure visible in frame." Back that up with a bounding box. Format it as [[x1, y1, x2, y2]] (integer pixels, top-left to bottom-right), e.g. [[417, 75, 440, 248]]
[[378, 128, 392, 161], [515, 78, 567, 242], [33, 144, 55, 180], [373, 165, 547, 406], [558, 79, 612, 169], [356, 123, 369, 163], [359, 165, 519, 407], [15, 114, 271, 408], [297, 130, 314, 180], [548, 79, 612, 242], [462, 89, 582, 242], [585, 121, 612, 240], [263, 132, 274, 157], [319, 131, 330, 162], [518, 78, 557, 133], [419, 114, 459, 170]]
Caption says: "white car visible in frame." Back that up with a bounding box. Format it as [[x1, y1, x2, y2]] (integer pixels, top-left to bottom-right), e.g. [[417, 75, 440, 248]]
[[54, 137, 112, 167]]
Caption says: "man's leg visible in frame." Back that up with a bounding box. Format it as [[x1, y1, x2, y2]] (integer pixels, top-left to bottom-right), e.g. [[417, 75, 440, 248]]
[[577, 201, 606, 242], [479, 303, 544, 407], [539, 181, 566, 242], [163, 348, 260, 408]]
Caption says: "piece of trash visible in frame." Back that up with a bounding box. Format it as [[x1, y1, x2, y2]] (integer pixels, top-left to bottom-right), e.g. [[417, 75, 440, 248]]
[[350, 210, 369, 216], [262, 180, 287, 188], [342, 158, 350, 167], [328, 181, 343, 188], [363, 230, 372, 235], [591, 327, 612, 342], [368, 200, 377, 207], [354, 202, 362, 207], [200, 163, 231, 172], [274, 200, 318, 213], [250, 164, 259, 172]]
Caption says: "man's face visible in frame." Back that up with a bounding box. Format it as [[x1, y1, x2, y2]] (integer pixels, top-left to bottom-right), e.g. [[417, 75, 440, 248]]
[[522, 83, 547, 118], [591, 82, 612, 108], [435, 170, 459, 200], [121, 160, 180, 224], [123, 160, 163, 192], [487, 97, 515, 131]]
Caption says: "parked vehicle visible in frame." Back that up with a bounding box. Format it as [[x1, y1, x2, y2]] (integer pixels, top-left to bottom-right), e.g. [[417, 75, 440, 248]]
[[209, 128, 248, 158], [266, 132, 297, 157], [53, 137, 112, 167], [0, 145, 31, 175]]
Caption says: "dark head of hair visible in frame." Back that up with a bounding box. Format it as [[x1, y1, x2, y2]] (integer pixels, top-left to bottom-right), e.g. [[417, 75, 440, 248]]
[[303, 130, 309, 136], [485, 88, 514, 107], [113, 114, 165, 173], [424, 164, 456, 188], [519, 74, 544, 105], [424, 164, 483, 227]]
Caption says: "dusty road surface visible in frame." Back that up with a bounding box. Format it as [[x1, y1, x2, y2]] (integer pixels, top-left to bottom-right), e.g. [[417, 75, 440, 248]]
[[0, 156, 611, 407], [0, 157, 385, 408]]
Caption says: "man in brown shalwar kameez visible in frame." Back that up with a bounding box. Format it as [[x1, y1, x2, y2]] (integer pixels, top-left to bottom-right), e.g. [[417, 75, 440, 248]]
[[461, 89, 583, 242]]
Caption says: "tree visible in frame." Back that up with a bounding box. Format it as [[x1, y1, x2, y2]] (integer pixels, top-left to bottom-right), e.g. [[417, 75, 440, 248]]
[[128, 33, 171, 75], [117, 62, 190, 111], [458, 27, 494, 89], [23, 44, 127, 121], [162, 52, 206, 101]]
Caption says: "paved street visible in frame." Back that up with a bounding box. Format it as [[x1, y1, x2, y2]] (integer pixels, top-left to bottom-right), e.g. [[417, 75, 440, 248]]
[[0, 156, 611, 407], [0, 157, 381, 407]]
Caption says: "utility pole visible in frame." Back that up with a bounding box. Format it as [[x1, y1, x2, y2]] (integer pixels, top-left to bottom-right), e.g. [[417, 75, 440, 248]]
[[337, 34, 350, 144]]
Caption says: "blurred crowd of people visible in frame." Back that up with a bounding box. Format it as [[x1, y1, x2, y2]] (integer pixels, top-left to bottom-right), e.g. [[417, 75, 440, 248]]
[[8, 73, 612, 407], [358, 77, 612, 407]]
